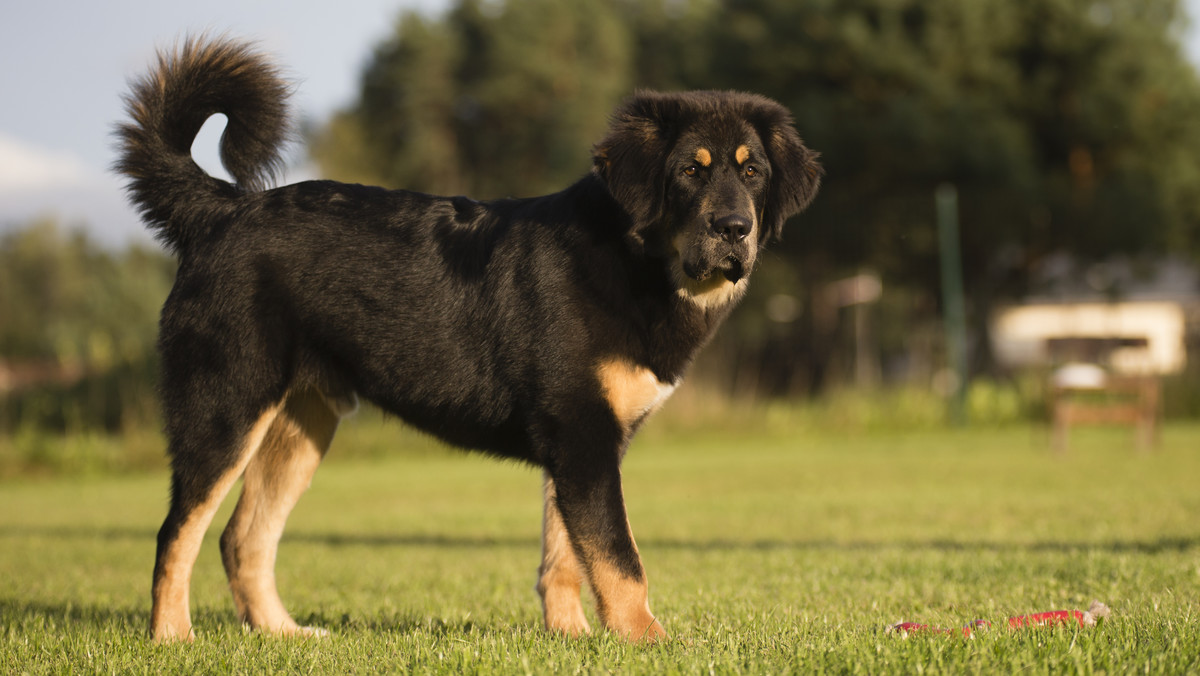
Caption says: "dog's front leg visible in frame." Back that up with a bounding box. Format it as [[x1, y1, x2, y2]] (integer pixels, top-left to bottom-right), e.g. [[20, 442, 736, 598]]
[[548, 452, 666, 642]]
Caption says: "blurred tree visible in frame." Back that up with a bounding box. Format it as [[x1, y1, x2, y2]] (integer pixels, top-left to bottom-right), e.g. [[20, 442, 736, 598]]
[[313, 0, 632, 198], [0, 219, 173, 366], [0, 219, 175, 431], [617, 0, 718, 90]]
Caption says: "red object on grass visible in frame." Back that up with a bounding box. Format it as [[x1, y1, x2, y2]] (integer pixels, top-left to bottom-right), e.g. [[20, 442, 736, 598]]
[[1007, 601, 1111, 628], [888, 601, 1110, 636]]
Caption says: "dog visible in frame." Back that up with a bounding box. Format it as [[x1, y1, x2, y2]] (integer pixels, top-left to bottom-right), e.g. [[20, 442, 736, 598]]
[[115, 36, 821, 643]]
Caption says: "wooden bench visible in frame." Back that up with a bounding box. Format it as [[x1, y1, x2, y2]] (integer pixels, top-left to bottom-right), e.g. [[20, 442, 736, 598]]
[[1050, 373, 1160, 452]]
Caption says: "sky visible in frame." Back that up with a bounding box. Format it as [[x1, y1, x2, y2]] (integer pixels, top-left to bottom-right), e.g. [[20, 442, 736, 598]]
[[0, 0, 446, 246], [3, 0, 1200, 248]]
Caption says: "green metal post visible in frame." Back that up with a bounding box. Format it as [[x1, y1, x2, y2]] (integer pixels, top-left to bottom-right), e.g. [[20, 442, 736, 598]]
[[936, 184, 968, 425]]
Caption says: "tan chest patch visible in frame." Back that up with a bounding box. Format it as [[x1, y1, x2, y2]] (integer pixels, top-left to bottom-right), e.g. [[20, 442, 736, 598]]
[[596, 358, 677, 430]]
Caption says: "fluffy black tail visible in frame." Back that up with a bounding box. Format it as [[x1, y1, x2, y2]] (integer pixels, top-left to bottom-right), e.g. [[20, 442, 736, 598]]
[[114, 37, 292, 254]]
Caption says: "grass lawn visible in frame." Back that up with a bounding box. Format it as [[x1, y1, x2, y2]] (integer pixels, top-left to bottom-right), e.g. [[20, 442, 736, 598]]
[[2, 415, 1199, 673]]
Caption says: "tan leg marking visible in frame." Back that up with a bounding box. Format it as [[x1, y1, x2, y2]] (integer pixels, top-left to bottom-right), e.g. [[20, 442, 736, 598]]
[[151, 404, 282, 642], [221, 387, 341, 637], [694, 147, 712, 167], [735, 144, 750, 165], [535, 475, 591, 636], [595, 358, 676, 431], [545, 470, 666, 641], [580, 535, 666, 642]]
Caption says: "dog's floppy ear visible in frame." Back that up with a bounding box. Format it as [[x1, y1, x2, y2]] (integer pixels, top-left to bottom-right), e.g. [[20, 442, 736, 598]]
[[592, 92, 680, 229], [750, 103, 823, 243]]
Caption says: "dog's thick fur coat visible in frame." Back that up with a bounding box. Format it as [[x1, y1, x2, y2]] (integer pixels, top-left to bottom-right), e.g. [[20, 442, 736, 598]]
[[116, 37, 821, 642]]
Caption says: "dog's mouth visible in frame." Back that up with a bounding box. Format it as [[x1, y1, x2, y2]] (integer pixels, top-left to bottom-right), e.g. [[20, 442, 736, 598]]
[[681, 254, 745, 285], [718, 256, 745, 283]]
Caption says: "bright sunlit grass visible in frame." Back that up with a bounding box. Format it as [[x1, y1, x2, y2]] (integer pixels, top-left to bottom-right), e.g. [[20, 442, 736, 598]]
[[2, 418, 1198, 673]]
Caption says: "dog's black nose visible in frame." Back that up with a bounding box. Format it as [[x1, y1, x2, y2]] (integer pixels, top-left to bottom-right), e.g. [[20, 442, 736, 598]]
[[713, 215, 751, 244]]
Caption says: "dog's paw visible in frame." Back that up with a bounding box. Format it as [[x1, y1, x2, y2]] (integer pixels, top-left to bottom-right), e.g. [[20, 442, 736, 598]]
[[546, 612, 592, 638], [244, 620, 330, 639], [637, 617, 668, 643], [294, 625, 331, 639], [150, 619, 195, 643]]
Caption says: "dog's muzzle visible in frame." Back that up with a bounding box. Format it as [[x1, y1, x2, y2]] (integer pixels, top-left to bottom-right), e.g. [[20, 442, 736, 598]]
[[677, 215, 755, 284]]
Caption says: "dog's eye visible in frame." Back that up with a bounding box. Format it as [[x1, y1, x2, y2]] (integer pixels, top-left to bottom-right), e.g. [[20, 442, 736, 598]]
[[745, 165, 759, 177], [682, 165, 698, 177]]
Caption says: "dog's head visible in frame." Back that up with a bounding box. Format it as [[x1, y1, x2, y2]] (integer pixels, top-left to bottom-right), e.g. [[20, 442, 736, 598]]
[[594, 91, 822, 307]]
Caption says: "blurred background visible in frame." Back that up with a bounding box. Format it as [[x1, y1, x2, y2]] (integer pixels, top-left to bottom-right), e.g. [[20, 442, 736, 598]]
[[3, 0, 1200, 469]]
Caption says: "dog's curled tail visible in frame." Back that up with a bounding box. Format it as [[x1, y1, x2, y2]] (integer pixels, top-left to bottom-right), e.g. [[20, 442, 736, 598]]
[[114, 37, 292, 254]]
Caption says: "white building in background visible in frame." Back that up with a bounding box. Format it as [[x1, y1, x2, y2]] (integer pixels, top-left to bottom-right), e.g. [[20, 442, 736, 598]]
[[989, 257, 1200, 376], [992, 301, 1186, 375]]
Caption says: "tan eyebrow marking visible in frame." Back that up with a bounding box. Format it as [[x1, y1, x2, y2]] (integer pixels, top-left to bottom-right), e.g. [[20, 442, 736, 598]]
[[735, 144, 750, 165], [694, 148, 712, 167]]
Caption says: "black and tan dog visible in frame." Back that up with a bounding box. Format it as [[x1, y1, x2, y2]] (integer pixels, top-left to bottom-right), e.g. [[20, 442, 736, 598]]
[[116, 37, 821, 642]]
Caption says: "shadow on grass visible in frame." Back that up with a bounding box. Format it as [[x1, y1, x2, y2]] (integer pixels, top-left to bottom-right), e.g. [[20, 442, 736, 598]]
[[0, 597, 146, 631], [0, 598, 263, 637], [0, 597, 525, 640], [295, 610, 529, 638], [3, 524, 1197, 554]]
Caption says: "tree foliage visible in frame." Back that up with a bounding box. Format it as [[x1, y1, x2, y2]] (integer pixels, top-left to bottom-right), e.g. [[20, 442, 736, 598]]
[[0, 220, 175, 431], [0, 220, 173, 366], [314, 0, 632, 198]]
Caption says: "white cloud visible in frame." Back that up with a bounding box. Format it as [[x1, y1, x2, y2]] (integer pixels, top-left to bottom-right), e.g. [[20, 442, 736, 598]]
[[0, 133, 148, 247], [0, 133, 95, 192]]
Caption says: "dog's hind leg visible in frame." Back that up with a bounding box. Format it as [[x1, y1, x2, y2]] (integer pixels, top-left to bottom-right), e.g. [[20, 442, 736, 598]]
[[151, 403, 282, 642], [219, 387, 343, 636], [536, 473, 592, 636]]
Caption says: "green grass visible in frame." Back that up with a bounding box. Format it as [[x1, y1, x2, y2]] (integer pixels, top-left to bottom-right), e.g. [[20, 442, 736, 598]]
[[2, 416, 1199, 673]]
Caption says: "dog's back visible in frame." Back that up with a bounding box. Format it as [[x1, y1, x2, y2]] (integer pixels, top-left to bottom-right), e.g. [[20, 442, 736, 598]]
[[116, 40, 577, 456]]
